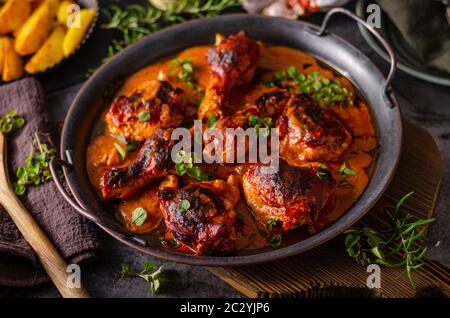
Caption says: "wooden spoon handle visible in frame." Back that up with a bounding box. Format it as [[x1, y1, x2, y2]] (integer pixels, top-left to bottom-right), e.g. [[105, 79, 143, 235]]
[[0, 134, 90, 298]]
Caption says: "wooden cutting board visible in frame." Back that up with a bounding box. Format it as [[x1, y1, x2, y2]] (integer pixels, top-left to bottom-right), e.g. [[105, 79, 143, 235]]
[[208, 119, 449, 298]]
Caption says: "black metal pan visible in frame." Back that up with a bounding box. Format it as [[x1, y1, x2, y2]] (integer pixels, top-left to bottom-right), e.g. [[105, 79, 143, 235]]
[[50, 9, 402, 266]]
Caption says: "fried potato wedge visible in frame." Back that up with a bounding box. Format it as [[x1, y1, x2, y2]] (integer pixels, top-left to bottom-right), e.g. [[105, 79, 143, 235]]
[[0, 37, 4, 75], [2, 37, 23, 81], [0, 0, 32, 35], [62, 8, 95, 57], [14, 0, 59, 56], [57, 0, 75, 25], [25, 25, 65, 74]]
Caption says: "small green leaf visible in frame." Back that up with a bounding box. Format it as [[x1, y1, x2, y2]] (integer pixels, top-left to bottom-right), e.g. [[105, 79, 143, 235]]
[[14, 117, 25, 128], [131, 207, 148, 226], [339, 162, 356, 176], [268, 234, 282, 248], [187, 166, 211, 181], [114, 143, 127, 160], [207, 115, 218, 128], [126, 140, 141, 152], [370, 246, 384, 260], [178, 199, 190, 213], [175, 163, 186, 176], [143, 261, 157, 273], [138, 110, 151, 122], [266, 216, 280, 231], [121, 264, 131, 274]]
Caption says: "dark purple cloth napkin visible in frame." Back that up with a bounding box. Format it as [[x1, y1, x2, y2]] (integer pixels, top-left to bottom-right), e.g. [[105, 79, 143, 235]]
[[0, 78, 102, 287]]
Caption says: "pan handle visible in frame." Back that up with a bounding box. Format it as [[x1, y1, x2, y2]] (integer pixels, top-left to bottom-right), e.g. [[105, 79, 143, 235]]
[[49, 158, 148, 247], [49, 158, 99, 224], [316, 7, 397, 109]]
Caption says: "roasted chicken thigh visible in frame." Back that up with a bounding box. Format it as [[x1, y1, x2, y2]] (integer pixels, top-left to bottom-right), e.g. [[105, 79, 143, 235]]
[[100, 128, 175, 200], [243, 161, 335, 232], [158, 176, 240, 255], [198, 31, 260, 121], [277, 94, 352, 165], [106, 81, 185, 141]]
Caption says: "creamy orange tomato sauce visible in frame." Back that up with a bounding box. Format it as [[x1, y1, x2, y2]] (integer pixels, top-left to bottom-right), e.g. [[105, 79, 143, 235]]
[[86, 45, 376, 252]]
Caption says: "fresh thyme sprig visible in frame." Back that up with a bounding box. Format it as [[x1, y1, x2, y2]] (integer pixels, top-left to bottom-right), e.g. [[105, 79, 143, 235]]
[[344, 192, 435, 289], [153, 0, 241, 15], [120, 261, 164, 295], [13, 133, 59, 196], [101, 1, 240, 63], [0, 110, 25, 134]]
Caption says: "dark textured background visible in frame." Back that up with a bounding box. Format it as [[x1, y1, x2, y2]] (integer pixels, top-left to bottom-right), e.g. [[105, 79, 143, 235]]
[[4, 0, 449, 297]]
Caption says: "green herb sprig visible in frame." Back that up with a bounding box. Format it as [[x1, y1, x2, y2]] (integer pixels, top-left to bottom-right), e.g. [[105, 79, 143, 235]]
[[266, 216, 281, 231], [316, 163, 332, 181], [248, 115, 272, 137], [0, 110, 25, 134], [264, 66, 354, 106], [344, 192, 435, 289], [101, 1, 240, 63], [120, 261, 164, 295], [174, 150, 211, 181], [339, 162, 356, 177], [268, 234, 282, 248], [207, 115, 219, 128], [14, 133, 58, 196], [168, 58, 203, 92], [114, 136, 141, 160]]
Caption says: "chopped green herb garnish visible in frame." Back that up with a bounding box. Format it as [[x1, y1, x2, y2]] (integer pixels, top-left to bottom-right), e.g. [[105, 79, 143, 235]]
[[120, 261, 164, 295], [13, 133, 59, 196], [125, 140, 141, 153], [138, 110, 151, 122], [131, 207, 148, 226], [316, 163, 332, 181], [114, 143, 127, 160], [178, 199, 191, 213], [248, 115, 272, 137], [344, 192, 435, 289], [0, 110, 25, 133], [339, 162, 357, 176], [169, 57, 203, 92], [175, 150, 211, 181], [159, 237, 178, 247], [266, 216, 281, 231], [264, 66, 354, 106], [207, 115, 219, 128], [268, 234, 282, 248]]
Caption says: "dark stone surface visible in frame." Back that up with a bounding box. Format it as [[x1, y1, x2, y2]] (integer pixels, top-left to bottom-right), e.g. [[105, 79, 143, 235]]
[[5, 1, 449, 298]]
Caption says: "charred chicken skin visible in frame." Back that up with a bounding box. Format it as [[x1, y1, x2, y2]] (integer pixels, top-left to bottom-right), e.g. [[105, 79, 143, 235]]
[[206, 88, 291, 162], [100, 128, 175, 200], [243, 161, 336, 232], [277, 94, 352, 165], [198, 31, 260, 121], [106, 81, 185, 142], [246, 88, 291, 118], [158, 176, 240, 255]]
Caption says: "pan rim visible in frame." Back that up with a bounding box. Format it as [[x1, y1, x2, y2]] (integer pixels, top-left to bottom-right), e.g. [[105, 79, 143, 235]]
[[61, 13, 402, 266]]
